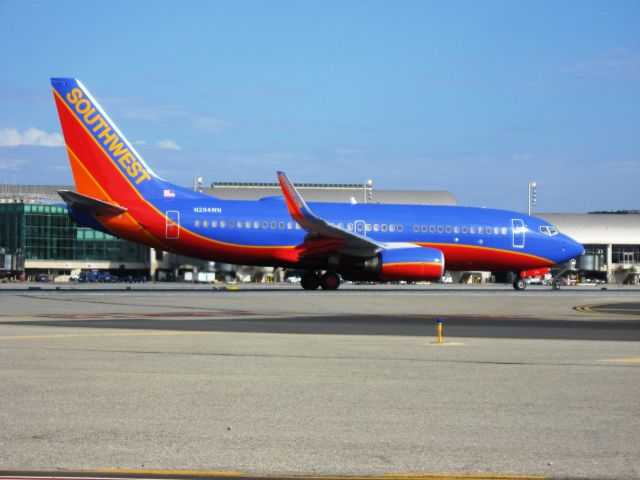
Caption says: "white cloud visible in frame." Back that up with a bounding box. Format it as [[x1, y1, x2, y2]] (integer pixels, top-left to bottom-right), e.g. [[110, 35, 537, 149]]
[[156, 139, 181, 150], [0, 128, 64, 147], [134, 140, 147, 146]]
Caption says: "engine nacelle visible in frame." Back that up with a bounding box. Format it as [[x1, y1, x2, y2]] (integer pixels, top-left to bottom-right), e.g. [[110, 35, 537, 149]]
[[378, 247, 445, 282], [339, 247, 444, 282]]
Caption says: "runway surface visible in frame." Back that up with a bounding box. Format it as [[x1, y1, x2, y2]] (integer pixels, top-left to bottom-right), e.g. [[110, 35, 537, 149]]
[[0, 284, 639, 479]]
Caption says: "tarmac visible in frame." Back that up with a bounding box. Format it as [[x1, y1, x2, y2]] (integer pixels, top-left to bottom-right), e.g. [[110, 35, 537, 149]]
[[0, 283, 639, 479]]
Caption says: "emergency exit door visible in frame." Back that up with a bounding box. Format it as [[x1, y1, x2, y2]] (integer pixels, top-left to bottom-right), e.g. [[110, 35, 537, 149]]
[[166, 210, 180, 240]]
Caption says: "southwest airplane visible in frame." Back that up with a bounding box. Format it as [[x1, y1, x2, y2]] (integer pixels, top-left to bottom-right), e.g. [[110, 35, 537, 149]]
[[50, 78, 584, 290]]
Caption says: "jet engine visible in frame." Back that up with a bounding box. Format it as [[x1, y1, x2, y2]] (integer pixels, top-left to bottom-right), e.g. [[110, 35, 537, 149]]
[[339, 247, 445, 282]]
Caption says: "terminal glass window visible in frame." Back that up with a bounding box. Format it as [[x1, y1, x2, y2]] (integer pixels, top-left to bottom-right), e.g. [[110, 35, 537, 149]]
[[612, 246, 639, 264]]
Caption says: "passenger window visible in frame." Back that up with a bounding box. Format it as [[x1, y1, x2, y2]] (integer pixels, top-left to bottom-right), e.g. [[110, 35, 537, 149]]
[[254, 221, 260, 229], [462, 226, 468, 234], [389, 224, 396, 232], [470, 226, 476, 234], [413, 225, 419, 232], [203, 220, 209, 228], [373, 224, 379, 232], [486, 227, 491, 235], [397, 225, 403, 232], [430, 225, 435, 233], [212, 220, 218, 228], [381, 224, 388, 232], [366, 224, 372, 232], [454, 226, 460, 233], [220, 220, 226, 228], [338, 223, 345, 229], [237, 221, 243, 229], [287, 222, 293, 229], [295, 223, 301, 230], [270, 221, 276, 229], [445, 226, 452, 233], [437, 226, 443, 233], [279, 221, 285, 229], [421, 225, 427, 232], [195, 220, 201, 227], [501, 227, 507, 235], [493, 227, 499, 235], [262, 221, 268, 229], [229, 221, 235, 228], [348, 223, 354, 231], [245, 221, 251, 229]]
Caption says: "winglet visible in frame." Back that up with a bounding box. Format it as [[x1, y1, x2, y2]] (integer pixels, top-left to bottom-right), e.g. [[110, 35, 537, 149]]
[[276, 171, 315, 222]]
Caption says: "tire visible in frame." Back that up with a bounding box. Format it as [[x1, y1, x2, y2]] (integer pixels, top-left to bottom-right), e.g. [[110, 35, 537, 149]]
[[513, 279, 527, 290], [301, 272, 320, 290], [320, 272, 341, 290]]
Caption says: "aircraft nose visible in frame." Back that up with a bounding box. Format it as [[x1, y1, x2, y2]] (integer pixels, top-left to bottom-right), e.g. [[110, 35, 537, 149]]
[[561, 236, 584, 262]]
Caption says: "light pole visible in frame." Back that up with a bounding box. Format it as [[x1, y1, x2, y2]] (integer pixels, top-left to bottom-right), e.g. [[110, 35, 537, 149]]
[[363, 179, 373, 204], [528, 181, 537, 215]]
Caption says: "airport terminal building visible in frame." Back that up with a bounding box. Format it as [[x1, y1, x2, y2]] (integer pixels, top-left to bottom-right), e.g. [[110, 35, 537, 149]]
[[1, 183, 638, 284]]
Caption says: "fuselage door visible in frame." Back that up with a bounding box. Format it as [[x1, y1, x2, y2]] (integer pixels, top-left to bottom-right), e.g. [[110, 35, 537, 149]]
[[512, 219, 525, 248], [354, 219, 367, 236], [166, 210, 180, 240]]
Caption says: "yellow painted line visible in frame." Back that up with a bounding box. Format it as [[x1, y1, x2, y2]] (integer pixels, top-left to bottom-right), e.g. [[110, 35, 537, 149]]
[[602, 357, 640, 364], [0, 331, 219, 340], [94, 470, 545, 480], [0, 472, 546, 480]]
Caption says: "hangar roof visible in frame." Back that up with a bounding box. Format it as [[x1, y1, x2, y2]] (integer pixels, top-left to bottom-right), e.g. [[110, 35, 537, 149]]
[[0, 183, 457, 206], [205, 184, 457, 205], [539, 213, 640, 245]]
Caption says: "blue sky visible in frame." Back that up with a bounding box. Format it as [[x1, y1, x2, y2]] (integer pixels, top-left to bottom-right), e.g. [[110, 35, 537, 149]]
[[0, 0, 638, 213]]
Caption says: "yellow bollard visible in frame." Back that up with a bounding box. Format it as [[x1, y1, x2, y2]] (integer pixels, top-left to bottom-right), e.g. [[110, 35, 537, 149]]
[[436, 317, 444, 344]]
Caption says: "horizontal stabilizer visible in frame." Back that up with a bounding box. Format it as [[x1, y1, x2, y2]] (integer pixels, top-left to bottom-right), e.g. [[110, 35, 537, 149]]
[[58, 190, 127, 216]]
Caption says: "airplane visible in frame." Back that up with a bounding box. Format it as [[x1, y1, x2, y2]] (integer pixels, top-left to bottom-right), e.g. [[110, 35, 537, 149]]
[[50, 78, 584, 291]]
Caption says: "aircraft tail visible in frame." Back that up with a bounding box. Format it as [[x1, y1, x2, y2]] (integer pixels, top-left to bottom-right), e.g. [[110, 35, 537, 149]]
[[50, 78, 163, 204]]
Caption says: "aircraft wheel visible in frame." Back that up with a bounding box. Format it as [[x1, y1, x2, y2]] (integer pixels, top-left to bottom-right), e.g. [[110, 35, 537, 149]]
[[301, 272, 320, 290], [513, 279, 527, 290], [320, 272, 341, 290]]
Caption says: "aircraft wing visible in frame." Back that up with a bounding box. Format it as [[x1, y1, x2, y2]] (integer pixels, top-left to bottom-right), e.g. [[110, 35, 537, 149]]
[[277, 171, 383, 257]]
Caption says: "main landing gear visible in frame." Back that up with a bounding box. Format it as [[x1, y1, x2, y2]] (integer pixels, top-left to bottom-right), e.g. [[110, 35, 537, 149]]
[[512, 274, 527, 291], [300, 271, 341, 291]]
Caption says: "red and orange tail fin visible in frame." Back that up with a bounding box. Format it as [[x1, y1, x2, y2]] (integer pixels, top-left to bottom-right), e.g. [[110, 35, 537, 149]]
[[50, 78, 161, 205]]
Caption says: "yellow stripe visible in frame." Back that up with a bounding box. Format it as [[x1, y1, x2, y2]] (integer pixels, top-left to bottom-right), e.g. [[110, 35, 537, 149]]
[[602, 357, 640, 363], [0, 470, 545, 480], [96, 471, 545, 480], [65, 145, 168, 251]]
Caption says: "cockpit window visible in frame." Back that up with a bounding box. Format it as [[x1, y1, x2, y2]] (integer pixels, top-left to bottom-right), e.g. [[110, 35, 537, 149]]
[[540, 225, 559, 236]]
